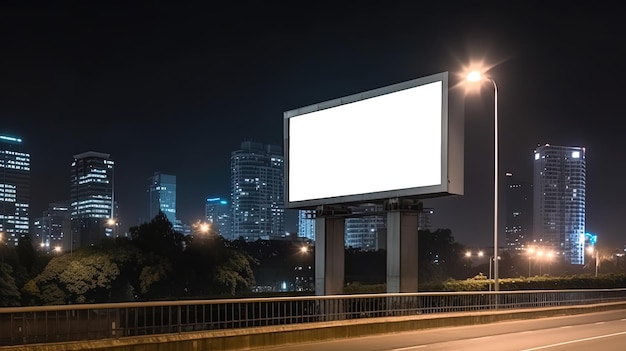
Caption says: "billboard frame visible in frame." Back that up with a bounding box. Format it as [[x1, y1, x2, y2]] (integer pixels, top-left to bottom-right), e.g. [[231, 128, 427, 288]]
[[283, 71, 463, 210]]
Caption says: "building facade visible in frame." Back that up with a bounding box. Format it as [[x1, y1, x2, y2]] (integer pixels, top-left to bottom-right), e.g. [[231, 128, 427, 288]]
[[533, 144, 586, 265], [418, 207, 434, 231], [70, 151, 114, 249], [0, 135, 30, 247], [231, 141, 284, 241], [297, 210, 316, 241], [297, 205, 432, 250], [32, 202, 71, 253], [205, 197, 232, 238], [504, 172, 532, 252], [345, 215, 386, 251], [147, 172, 177, 225]]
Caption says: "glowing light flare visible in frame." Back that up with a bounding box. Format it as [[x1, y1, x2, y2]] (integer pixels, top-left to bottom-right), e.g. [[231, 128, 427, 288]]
[[456, 58, 499, 95], [466, 71, 482, 82], [200, 223, 210, 233]]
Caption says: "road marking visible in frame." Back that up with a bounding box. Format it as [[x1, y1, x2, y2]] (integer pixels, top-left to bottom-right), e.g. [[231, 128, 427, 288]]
[[594, 322, 605, 325], [559, 326, 572, 329], [470, 336, 491, 341], [390, 346, 427, 351], [519, 331, 626, 350]]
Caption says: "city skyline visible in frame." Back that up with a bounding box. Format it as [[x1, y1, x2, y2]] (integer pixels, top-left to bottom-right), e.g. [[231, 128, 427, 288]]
[[1, 3, 624, 248]]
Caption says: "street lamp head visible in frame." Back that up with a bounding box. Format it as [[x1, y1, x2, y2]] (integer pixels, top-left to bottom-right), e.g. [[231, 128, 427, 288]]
[[466, 70, 483, 82]]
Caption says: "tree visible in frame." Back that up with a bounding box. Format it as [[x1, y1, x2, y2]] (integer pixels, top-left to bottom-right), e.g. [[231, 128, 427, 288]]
[[180, 235, 257, 296], [16, 235, 36, 273], [129, 211, 187, 257], [213, 249, 257, 295], [0, 262, 21, 306], [22, 248, 120, 304], [418, 229, 466, 283]]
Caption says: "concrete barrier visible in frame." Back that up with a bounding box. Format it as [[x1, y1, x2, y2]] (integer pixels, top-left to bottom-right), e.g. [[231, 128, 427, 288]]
[[3, 301, 626, 351]]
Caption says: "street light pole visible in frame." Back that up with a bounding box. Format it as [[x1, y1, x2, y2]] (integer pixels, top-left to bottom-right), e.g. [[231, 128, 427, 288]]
[[594, 248, 599, 277], [491, 77, 499, 292], [467, 71, 499, 292], [488, 257, 492, 292]]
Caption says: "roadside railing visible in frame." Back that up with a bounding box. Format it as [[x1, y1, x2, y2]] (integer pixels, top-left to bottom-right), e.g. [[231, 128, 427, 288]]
[[1, 288, 626, 346]]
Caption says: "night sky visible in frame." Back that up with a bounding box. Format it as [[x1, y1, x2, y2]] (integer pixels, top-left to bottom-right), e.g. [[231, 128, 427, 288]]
[[1, 3, 624, 248]]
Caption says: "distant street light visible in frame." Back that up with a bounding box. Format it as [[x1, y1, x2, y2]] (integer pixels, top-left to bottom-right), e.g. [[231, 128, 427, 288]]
[[466, 69, 499, 292], [192, 220, 211, 237], [527, 247, 535, 276], [463, 250, 484, 277], [527, 247, 556, 276], [107, 218, 119, 237], [200, 223, 210, 234], [587, 246, 599, 277]]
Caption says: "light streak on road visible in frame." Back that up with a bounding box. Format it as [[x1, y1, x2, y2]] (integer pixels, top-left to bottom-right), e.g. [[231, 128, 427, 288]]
[[519, 331, 626, 351]]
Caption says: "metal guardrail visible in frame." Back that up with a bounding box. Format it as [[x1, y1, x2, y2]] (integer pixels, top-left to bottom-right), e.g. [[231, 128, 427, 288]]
[[1, 288, 626, 346]]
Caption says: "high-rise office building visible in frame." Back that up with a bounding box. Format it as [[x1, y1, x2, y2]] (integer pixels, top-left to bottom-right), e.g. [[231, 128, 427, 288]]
[[147, 172, 177, 225], [298, 210, 316, 241], [504, 172, 532, 252], [297, 206, 433, 248], [205, 197, 231, 239], [231, 141, 284, 241], [533, 144, 586, 265], [342, 204, 384, 250], [70, 151, 114, 249], [32, 202, 71, 253], [0, 135, 30, 247], [418, 207, 434, 231], [345, 215, 386, 250]]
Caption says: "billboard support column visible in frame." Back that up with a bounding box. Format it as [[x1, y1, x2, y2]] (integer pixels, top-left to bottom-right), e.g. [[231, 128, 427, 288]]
[[314, 214, 345, 296], [386, 209, 418, 293]]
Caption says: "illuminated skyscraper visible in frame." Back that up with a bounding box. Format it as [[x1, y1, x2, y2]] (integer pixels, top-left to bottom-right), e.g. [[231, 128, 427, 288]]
[[32, 202, 71, 253], [298, 210, 316, 241], [205, 197, 231, 238], [147, 172, 177, 225], [231, 141, 284, 241], [533, 144, 586, 265], [0, 135, 30, 247], [504, 172, 532, 252], [70, 151, 114, 249]]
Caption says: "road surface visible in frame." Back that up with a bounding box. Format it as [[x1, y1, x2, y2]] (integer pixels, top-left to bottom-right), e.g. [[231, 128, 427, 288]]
[[263, 309, 626, 351]]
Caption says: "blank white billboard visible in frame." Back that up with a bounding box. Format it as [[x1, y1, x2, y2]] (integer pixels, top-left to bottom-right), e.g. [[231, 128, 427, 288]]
[[283, 71, 463, 209]]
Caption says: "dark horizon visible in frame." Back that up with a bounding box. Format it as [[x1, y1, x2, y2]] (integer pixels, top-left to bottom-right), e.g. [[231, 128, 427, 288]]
[[2, 3, 624, 248]]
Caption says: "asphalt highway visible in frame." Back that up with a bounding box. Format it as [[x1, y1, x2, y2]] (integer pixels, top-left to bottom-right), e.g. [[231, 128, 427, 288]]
[[263, 310, 626, 351]]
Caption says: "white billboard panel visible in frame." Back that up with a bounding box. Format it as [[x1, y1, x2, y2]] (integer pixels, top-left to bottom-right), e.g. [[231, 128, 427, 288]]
[[283, 71, 463, 209]]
